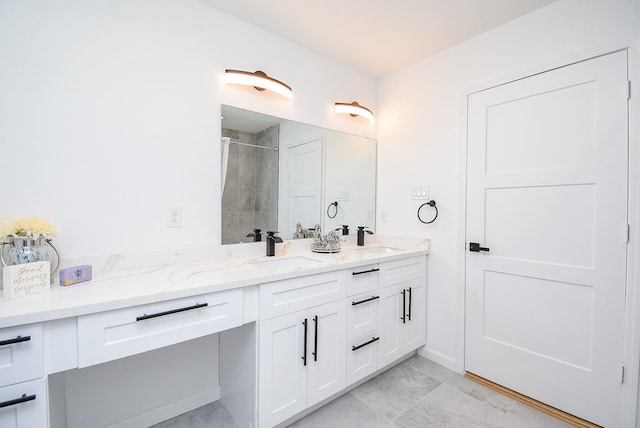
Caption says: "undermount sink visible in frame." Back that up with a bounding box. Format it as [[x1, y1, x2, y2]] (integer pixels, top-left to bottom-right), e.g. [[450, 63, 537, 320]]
[[357, 246, 402, 254], [250, 256, 322, 271]]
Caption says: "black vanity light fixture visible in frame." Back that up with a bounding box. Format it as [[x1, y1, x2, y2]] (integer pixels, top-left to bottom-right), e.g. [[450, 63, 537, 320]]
[[225, 69, 292, 100], [334, 101, 374, 123]]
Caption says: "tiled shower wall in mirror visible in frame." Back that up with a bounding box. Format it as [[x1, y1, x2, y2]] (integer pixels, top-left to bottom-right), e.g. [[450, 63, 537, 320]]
[[221, 125, 279, 244]]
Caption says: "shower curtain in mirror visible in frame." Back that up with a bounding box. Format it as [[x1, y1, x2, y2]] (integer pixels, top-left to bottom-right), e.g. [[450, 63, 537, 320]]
[[221, 137, 230, 193]]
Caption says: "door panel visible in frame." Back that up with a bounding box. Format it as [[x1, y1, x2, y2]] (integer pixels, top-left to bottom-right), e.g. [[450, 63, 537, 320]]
[[307, 302, 346, 405], [378, 285, 402, 368], [465, 50, 628, 427], [284, 139, 323, 236], [259, 310, 307, 427], [485, 184, 596, 266], [402, 285, 424, 351]]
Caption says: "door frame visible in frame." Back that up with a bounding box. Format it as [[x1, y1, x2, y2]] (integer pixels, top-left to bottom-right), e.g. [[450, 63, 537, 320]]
[[456, 38, 640, 426]]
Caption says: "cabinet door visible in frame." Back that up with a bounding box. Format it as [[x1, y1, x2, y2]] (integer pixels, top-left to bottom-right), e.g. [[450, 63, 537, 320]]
[[307, 301, 346, 406], [378, 284, 403, 368], [401, 283, 425, 353], [259, 310, 308, 427]]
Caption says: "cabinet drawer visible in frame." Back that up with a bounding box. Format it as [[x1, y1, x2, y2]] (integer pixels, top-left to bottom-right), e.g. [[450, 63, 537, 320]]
[[347, 333, 379, 386], [379, 256, 426, 287], [0, 377, 48, 427], [260, 271, 346, 319], [347, 293, 379, 340], [346, 264, 379, 296], [0, 324, 43, 387], [78, 289, 242, 367]]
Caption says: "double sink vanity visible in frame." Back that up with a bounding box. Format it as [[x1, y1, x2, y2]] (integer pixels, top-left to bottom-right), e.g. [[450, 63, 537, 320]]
[[0, 235, 429, 427]]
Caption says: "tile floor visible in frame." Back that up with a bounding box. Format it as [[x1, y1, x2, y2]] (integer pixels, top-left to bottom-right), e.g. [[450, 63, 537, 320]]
[[152, 354, 573, 428]]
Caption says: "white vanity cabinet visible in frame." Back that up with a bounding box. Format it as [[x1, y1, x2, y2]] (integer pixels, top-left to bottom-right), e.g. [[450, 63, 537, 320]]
[[377, 256, 426, 368], [0, 324, 48, 427], [0, 240, 429, 428], [258, 271, 347, 428]]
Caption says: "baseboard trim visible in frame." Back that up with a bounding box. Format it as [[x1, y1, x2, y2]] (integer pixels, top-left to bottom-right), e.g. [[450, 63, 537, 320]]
[[464, 372, 601, 428], [108, 386, 221, 428]]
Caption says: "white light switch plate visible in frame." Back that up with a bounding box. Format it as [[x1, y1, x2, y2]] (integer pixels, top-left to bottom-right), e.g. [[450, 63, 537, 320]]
[[410, 185, 430, 200]]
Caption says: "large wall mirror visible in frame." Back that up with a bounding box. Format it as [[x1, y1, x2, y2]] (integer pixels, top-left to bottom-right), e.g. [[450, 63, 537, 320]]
[[221, 105, 376, 244]]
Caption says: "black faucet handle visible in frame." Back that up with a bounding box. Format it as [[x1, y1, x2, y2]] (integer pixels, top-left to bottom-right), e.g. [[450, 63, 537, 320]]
[[247, 228, 262, 242]]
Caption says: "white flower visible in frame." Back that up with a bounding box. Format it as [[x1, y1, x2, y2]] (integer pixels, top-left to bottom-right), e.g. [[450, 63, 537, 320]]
[[0, 217, 58, 239]]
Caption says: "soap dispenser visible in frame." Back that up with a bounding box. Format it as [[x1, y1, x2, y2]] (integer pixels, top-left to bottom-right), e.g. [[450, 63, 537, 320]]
[[357, 226, 373, 246], [335, 225, 349, 236], [247, 228, 262, 242], [266, 231, 283, 256]]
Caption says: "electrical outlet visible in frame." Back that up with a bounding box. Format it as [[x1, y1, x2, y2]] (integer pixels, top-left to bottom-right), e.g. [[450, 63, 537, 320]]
[[167, 208, 182, 228], [379, 209, 388, 222]]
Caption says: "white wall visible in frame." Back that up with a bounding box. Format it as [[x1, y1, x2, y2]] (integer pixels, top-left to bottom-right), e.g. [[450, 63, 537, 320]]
[[0, 0, 376, 258], [0, 1, 377, 424], [377, 0, 640, 371]]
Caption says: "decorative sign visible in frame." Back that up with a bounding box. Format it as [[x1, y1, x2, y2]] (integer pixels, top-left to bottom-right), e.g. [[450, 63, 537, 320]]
[[2, 261, 51, 299]]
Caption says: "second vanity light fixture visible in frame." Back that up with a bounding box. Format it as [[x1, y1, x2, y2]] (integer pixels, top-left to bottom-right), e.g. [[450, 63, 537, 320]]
[[334, 101, 374, 123], [225, 69, 293, 100]]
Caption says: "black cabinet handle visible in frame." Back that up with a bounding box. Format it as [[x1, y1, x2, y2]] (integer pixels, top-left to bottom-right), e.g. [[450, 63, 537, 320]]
[[312, 315, 318, 362], [407, 287, 412, 321], [136, 303, 208, 321], [401, 290, 406, 324], [302, 318, 308, 366], [352, 295, 380, 306], [469, 242, 490, 252], [0, 394, 36, 409], [352, 337, 380, 351], [0, 335, 31, 347], [352, 268, 380, 276]]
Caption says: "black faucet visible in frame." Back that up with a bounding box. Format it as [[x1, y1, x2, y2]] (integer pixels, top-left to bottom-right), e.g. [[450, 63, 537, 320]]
[[266, 231, 283, 256], [335, 225, 349, 236], [247, 228, 262, 242], [357, 226, 374, 246]]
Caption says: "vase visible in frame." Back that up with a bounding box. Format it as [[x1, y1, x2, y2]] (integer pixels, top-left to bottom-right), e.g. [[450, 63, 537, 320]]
[[1, 235, 60, 284]]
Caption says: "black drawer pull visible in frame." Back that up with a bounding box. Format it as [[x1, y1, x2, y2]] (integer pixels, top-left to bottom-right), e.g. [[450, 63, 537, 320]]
[[401, 289, 406, 324], [352, 268, 380, 276], [136, 303, 208, 321], [0, 335, 31, 347], [0, 394, 36, 409], [407, 287, 412, 321], [351, 337, 380, 351], [352, 295, 380, 306]]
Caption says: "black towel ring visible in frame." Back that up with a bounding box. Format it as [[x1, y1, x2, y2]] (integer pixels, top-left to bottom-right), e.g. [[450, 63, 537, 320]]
[[327, 201, 338, 218], [417, 200, 438, 224]]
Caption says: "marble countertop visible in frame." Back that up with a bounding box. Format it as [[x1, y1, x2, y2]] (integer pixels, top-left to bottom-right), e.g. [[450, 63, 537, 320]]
[[0, 235, 429, 328]]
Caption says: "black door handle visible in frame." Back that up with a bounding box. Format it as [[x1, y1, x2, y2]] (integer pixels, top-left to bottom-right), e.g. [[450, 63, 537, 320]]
[[312, 315, 318, 362], [302, 318, 308, 366], [469, 242, 490, 252], [400, 289, 406, 324]]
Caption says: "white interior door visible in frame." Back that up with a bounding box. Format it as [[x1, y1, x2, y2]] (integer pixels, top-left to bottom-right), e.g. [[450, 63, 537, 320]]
[[465, 50, 629, 427], [284, 139, 323, 235]]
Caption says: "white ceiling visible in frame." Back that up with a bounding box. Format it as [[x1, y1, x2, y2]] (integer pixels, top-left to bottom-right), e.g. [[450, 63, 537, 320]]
[[199, 0, 557, 78]]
